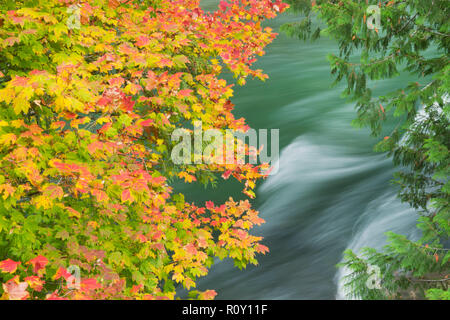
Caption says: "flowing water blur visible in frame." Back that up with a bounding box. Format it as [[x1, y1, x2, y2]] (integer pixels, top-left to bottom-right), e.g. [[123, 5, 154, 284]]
[[175, 1, 420, 299]]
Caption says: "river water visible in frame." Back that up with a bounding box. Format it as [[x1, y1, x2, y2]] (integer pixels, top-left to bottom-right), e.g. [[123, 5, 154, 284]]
[[175, 1, 420, 299]]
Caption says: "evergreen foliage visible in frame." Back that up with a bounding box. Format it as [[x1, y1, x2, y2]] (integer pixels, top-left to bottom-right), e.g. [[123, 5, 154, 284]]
[[283, 0, 449, 299]]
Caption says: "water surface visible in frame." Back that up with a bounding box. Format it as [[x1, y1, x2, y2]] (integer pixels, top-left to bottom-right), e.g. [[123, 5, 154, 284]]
[[176, 1, 420, 299]]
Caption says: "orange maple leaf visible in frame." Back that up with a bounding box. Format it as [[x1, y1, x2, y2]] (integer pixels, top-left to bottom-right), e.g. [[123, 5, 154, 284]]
[[200, 290, 217, 300]]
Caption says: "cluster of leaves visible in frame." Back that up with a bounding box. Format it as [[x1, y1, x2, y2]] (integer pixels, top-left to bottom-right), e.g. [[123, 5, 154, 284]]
[[283, 0, 449, 299], [0, 0, 287, 299]]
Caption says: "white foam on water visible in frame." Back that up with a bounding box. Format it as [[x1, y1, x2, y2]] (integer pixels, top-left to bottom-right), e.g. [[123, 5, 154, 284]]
[[335, 192, 420, 299]]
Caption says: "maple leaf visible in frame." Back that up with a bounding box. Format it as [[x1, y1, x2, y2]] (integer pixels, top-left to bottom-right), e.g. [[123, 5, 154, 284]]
[[178, 171, 196, 183], [0, 0, 284, 300], [53, 267, 72, 281], [43, 185, 64, 200], [136, 234, 147, 243], [108, 76, 125, 87], [0, 133, 17, 146], [130, 284, 143, 294], [185, 243, 197, 256], [205, 201, 215, 210], [0, 259, 21, 273], [121, 189, 134, 203], [45, 291, 67, 300], [178, 89, 193, 98], [173, 55, 190, 68], [139, 119, 154, 127], [255, 244, 269, 254], [222, 170, 232, 179], [0, 184, 15, 200], [24, 276, 44, 292], [87, 140, 103, 155], [81, 278, 101, 291], [135, 35, 150, 47], [184, 277, 195, 290], [219, 0, 230, 12], [91, 189, 108, 202], [200, 290, 217, 300], [27, 255, 49, 274], [172, 273, 184, 283], [3, 276, 29, 300], [4, 37, 20, 46], [66, 207, 81, 218]]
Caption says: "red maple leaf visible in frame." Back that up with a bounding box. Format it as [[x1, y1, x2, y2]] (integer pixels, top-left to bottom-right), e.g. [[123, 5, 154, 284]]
[[205, 201, 215, 210], [178, 89, 193, 98], [46, 290, 68, 300], [139, 119, 154, 127], [27, 255, 49, 274], [222, 170, 232, 179], [54, 267, 72, 281], [81, 278, 101, 291], [0, 259, 21, 273]]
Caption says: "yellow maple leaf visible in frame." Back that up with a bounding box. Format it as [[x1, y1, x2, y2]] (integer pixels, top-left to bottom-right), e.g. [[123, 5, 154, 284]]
[[13, 93, 31, 115], [0, 133, 17, 146], [0, 88, 14, 104], [172, 272, 184, 283]]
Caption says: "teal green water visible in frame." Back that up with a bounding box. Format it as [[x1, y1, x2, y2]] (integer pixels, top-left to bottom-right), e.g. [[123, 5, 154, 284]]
[[175, 2, 420, 299]]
